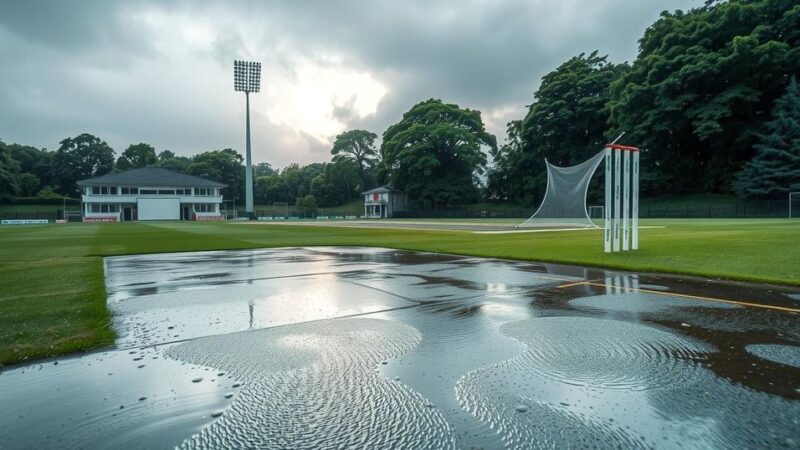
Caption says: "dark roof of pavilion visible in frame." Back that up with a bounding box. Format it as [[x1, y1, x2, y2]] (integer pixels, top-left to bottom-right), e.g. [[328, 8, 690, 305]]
[[77, 167, 227, 188]]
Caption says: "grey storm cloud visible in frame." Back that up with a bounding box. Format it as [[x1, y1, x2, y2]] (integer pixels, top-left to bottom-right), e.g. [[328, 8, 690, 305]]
[[0, 0, 697, 168]]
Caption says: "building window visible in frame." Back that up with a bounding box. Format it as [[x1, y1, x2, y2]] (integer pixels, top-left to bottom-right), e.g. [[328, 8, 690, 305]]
[[121, 187, 139, 195], [92, 186, 100, 195], [196, 188, 213, 196], [158, 189, 175, 195], [195, 203, 216, 213], [140, 189, 157, 195], [90, 204, 119, 213], [110, 187, 117, 195]]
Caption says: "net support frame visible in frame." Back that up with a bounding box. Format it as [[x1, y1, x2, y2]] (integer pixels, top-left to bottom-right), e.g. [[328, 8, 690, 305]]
[[605, 144, 640, 253], [790, 192, 800, 219], [632, 151, 640, 249], [519, 150, 606, 229], [604, 148, 612, 252]]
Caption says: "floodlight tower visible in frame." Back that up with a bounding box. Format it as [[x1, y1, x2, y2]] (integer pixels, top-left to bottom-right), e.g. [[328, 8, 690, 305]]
[[233, 60, 261, 216]]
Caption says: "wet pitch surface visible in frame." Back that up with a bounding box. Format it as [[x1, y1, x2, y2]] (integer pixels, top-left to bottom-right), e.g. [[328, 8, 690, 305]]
[[2, 248, 799, 449]]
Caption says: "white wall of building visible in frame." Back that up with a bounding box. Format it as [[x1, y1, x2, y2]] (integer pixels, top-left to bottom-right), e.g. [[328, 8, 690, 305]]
[[137, 198, 181, 220]]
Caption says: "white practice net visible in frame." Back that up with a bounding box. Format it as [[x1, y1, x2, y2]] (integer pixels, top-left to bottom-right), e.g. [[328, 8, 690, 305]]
[[520, 150, 605, 228]]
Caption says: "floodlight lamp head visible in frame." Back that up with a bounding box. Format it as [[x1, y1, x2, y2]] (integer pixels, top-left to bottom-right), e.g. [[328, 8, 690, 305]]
[[233, 60, 261, 93]]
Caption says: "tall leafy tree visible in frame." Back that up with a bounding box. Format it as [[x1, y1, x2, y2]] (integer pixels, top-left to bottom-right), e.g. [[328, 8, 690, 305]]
[[254, 162, 277, 177], [17, 173, 41, 197], [0, 140, 21, 201], [608, 0, 800, 194], [52, 133, 115, 195], [187, 149, 244, 200], [381, 99, 496, 207], [116, 143, 157, 170], [311, 159, 361, 206], [490, 52, 625, 205], [735, 77, 800, 197], [157, 150, 192, 173], [330, 129, 378, 191]]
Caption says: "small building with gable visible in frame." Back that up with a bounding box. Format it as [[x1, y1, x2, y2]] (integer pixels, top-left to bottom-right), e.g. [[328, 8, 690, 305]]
[[77, 167, 227, 222], [362, 186, 407, 218]]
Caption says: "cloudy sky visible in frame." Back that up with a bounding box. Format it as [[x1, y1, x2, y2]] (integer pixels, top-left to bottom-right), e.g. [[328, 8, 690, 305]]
[[0, 0, 695, 169]]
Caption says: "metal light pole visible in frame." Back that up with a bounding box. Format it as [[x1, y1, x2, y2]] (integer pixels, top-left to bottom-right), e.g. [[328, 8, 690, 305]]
[[233, 60, 261, 216]]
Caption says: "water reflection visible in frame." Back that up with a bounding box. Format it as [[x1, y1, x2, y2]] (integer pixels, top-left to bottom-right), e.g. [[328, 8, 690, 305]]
[[2, 247, 798, 449]]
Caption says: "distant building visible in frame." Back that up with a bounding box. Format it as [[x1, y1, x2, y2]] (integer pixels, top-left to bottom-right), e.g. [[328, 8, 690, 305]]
[[77, 167, 227, 222], [362, 186, 407, 218]]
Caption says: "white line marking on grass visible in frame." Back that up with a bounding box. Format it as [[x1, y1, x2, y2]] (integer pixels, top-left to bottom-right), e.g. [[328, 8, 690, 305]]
[[473, 226, 666, 235]]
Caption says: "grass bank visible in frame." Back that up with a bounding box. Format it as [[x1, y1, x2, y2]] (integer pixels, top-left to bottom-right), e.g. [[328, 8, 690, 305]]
[[0, 219, 798, 366]]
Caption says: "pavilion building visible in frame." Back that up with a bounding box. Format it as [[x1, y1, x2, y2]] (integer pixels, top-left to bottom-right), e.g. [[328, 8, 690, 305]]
[[362, 186, 407, 218], [77, 167, 227, 222]]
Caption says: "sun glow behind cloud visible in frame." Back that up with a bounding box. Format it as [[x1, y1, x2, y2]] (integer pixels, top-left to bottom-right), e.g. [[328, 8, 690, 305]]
[[131, 6, 388, 152], [264, 62, 388, 143]]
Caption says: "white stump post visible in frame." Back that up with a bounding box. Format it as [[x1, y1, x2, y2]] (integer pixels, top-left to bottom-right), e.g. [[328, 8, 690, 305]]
[[632, 150, 640, 250], [604, 147, 612, 253], [613, 149, 621, 252], [622, 150, 630, 251]]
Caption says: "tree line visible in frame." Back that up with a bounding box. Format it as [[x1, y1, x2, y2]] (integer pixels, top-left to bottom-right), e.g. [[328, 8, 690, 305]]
[[2, 0, 798, 208]]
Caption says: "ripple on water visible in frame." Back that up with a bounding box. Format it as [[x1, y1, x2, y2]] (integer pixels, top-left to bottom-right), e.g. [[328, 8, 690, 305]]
[[456, 317, 714, 449], [570, 292, 740, 315], [515, 317, 712, 391], [746, 344, 800, 368], [168, 318, 455, 449], [457, 316, 800, 449]]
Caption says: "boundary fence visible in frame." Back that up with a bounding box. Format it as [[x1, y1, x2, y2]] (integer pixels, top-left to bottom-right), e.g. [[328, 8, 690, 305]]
[[1, 198, 794, 221]]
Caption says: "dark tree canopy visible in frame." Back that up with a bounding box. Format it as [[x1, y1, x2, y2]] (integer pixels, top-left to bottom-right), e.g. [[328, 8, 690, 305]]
[[0, 140, 21, 201], [330, 129, 378, 191], [608, 0, 800, 194], [488, 52, 625, 206], [116, 143, 157, 170], [381, 99, 496, 207], [53, 133, 115, 195], [735, 77, 800, 197], [311, 159, 361, 207], [254, 162, 277, 177], [187, 149, 244, 200]]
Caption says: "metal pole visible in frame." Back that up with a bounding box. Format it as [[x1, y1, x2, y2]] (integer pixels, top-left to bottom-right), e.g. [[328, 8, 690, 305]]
[[245, 92, 254, 215]]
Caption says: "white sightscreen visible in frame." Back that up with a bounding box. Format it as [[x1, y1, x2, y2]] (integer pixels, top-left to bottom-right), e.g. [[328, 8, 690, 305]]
[[138, 198, 180, 221], [520, 150, 605, 228]]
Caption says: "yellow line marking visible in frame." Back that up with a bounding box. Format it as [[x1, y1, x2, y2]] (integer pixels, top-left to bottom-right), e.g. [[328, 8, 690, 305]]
[[559, 280, 800, 314], [534, 274, 578, 283], [557, 280, 594, 289]]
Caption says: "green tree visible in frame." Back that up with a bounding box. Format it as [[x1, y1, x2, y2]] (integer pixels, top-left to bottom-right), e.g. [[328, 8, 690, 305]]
[[608, 0, 800, 194], [311, 159, 361, 206], [735, 77, 800, 197], [116, 143, 157, 170], [490, 52, 625, 205], [331, 129, 378, 191], [17, 173, 41, 197], [381, 99, 496, 207], [156, 150, 191, 173], [295, 194, 317, 215], [187, 149, 244, 200], [254, 175, 290, 204], [52, 133, 115, 195], [254, 162, 277, 177], [0, 140, 21, 201]]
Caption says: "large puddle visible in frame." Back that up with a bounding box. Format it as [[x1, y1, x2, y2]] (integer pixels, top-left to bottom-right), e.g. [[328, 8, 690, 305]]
[[2, 247, 799, 448]]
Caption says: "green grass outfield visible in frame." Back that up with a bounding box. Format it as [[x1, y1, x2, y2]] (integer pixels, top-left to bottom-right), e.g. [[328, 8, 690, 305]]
[[1, 218, 798, 366]]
